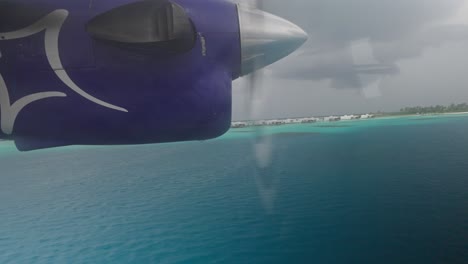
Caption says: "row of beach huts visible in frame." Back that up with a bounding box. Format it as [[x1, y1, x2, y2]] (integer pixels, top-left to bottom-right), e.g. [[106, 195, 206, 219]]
[[232, 114, 374, 128]]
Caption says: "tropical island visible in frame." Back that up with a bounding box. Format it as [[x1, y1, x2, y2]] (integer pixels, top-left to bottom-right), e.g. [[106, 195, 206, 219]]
[[232, 103, 468, 128]]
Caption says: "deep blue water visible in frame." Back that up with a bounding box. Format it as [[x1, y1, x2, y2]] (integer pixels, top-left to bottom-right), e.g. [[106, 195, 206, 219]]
[[0, 115, 467, 263]]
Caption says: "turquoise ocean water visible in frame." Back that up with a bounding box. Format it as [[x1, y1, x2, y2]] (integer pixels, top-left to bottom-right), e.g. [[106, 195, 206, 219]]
[[0, 115, 467, 263]]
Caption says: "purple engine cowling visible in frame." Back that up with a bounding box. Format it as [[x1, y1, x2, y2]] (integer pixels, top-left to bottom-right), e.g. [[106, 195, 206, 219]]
[[0, 0, 307, 150]]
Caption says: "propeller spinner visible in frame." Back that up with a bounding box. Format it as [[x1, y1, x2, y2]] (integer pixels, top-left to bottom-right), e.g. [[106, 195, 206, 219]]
[[238, 4, 308, 76]]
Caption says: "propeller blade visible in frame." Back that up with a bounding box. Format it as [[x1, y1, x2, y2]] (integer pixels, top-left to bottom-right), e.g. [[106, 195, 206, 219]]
[[243, 0, 277, 213], [239, 0, 307, 213]]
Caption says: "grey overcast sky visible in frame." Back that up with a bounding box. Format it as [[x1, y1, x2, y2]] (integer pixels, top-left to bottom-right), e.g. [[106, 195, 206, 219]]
[[232, 0, 468, 120]]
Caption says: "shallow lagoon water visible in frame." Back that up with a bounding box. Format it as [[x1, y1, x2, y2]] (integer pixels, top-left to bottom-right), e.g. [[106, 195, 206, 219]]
[[0, 115, 467, 263]]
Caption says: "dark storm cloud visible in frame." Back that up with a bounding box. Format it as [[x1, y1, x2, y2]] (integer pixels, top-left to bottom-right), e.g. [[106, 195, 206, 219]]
[[236, 0, 468, 89], [274, 46, 399, 89]]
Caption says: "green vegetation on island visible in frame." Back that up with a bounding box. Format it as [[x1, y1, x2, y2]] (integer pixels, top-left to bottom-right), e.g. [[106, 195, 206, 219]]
[[399, 103, 468, 115], [375, 103, 468, 116]]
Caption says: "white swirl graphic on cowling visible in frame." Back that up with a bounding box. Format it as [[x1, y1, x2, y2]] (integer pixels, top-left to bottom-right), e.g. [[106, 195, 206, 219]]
[[0, 74, 66, 135], [0, 10, 128, 135]]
